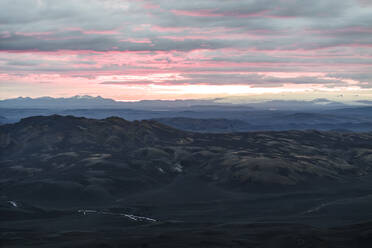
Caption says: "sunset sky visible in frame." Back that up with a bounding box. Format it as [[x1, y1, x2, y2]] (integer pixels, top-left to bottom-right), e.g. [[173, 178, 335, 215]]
[[1, 0, 372, 102]]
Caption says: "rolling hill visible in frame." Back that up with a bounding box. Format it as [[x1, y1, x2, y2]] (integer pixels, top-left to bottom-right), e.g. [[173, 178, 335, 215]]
[[1, 115, 372, 247]]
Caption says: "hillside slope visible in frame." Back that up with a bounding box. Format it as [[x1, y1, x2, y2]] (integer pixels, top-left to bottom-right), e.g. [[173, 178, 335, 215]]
[[1, 115, 372, 205]]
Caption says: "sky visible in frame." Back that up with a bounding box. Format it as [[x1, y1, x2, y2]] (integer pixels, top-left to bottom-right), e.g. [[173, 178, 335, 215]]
[[0, 0, 372, 102]]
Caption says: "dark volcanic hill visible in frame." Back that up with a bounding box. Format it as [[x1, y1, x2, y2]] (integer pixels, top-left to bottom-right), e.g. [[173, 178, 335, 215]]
[[1, 115, 372, 247], [1, 115, 372, 204]]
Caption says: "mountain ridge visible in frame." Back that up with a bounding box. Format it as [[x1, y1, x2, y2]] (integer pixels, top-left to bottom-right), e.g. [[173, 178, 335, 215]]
[[1, 115, 372, 248], [1, 115, 372, 206], [1, 95, 366, 111]]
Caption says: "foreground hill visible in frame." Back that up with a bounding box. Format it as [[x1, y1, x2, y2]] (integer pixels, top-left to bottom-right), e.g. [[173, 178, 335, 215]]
[[1, 115, 372, 247], [1, 115, 372, 203]]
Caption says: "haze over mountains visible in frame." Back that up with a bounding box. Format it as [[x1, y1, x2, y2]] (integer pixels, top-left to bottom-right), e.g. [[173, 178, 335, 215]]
[[0, 95, 357, 110]]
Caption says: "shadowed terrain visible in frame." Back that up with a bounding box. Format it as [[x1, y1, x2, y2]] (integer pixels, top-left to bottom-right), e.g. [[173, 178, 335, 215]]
[[1, 115, 372, 247]]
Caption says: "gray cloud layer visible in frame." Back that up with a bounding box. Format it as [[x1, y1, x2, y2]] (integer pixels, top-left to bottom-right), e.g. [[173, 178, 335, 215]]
[[1, 0, 371, 51], [0, 0, 371, 89]]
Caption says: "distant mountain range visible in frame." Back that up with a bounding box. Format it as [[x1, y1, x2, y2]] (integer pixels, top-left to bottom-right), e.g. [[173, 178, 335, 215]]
[[1, 96, 372, 132], [0, 95, 226, 110], [0, 95, 365, 111], [0, 95, 119, 109]]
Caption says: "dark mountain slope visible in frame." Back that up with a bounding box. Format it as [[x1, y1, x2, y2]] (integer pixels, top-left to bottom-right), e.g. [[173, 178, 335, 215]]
[[1, 115, 372, 247], [1, 115, 372, 206], [0, 115, 185, 157], [153, 117, 252, 132]]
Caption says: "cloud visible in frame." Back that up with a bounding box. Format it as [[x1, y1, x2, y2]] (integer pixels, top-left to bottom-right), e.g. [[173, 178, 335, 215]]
[[0, 0, 371, 98]]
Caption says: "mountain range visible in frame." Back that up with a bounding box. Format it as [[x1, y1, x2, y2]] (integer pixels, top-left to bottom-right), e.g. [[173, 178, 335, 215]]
[[0, 95, 360, 110], [1, 96, 372, 132]]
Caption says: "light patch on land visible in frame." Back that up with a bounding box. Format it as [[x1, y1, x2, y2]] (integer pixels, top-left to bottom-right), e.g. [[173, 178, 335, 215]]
[[8, 201, 18, 208], [173, 163, 183, 173]]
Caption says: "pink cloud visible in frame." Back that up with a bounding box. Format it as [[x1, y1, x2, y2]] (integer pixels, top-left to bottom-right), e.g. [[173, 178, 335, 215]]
[[142, 2, 160, 9], [150, 26, 193, 33], [171, 9, 222, 17], [1, 43, 370, 100], [120, 38, 152, 44], [14, 31, 54, 37]]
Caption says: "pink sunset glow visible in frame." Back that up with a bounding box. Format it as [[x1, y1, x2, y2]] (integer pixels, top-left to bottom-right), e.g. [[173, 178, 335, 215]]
[[0, 0, 371, 101]]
